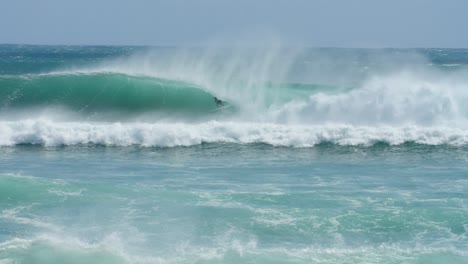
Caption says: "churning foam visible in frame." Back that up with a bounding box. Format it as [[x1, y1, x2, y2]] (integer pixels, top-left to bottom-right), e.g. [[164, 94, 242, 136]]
[[1, 119, 468, 147], [272, 71, 468, 126]]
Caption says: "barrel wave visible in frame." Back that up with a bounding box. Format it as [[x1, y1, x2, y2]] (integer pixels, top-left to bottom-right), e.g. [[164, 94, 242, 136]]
[[0, 73, 223, 116]]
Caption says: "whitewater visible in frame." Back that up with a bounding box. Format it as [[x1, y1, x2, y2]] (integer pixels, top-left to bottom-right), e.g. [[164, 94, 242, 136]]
[[0, 45, 467, 264]]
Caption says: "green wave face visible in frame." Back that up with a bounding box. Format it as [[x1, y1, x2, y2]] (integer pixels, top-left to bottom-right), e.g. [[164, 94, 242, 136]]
[[0, 73, 224, 115]]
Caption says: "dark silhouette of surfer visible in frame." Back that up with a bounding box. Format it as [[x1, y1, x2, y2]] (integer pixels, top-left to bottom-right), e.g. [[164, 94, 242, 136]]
[[213, 97, 224, 107]]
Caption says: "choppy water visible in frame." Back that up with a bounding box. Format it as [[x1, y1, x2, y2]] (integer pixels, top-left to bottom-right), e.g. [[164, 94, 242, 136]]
[[0, 45, 467, 263]]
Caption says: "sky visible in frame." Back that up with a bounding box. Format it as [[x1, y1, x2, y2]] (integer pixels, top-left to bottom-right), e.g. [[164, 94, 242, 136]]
[[1, 0, 467, 48]]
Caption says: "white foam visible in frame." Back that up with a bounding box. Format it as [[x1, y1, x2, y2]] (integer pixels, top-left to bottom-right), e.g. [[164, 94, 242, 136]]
[[1, 119, 468, 147], [272, 71, 468, 125]]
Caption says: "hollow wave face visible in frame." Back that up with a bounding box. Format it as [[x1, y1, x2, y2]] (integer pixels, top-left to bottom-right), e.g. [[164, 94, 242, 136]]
[[1, 46, 468, 147], [0, 73, 231, 121]]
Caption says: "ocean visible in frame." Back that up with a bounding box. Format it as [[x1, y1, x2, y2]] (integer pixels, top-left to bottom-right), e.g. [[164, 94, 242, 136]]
[[0, 44, 467, 263]]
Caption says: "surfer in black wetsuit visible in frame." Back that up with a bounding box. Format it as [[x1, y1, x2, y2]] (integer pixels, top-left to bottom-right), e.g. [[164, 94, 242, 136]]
[[214, 97, 224, 107]]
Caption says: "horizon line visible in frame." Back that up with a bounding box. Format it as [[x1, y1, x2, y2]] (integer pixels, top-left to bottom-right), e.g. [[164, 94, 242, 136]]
[[1, 42, 467, 50]]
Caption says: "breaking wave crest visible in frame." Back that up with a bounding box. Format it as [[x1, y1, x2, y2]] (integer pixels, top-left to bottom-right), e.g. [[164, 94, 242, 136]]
[[1, 120, 468, 147]]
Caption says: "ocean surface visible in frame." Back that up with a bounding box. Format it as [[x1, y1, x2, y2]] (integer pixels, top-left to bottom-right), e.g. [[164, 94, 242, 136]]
[[0, 44, 467, 263]]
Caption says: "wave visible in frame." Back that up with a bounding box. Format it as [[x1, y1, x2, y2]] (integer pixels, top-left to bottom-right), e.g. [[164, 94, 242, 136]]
[[2, 47, 468, 147], [1, 119, 468, 147], [0, 73, 231, 117]]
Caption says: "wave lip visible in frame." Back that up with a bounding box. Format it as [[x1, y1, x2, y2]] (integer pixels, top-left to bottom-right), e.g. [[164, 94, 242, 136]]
[[1, 120, 468, 147]]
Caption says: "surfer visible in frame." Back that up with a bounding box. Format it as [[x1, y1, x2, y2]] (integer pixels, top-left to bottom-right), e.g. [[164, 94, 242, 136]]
[[213, 96, 224, 107]]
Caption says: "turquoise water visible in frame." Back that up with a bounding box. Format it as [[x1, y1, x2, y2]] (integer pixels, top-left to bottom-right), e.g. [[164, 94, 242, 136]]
[[1, 145, 467, 263], [1, 45, 468, 263]]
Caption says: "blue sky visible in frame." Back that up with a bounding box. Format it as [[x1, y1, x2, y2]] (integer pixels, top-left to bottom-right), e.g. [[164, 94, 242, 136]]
[[1, 0, 467, 48]]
